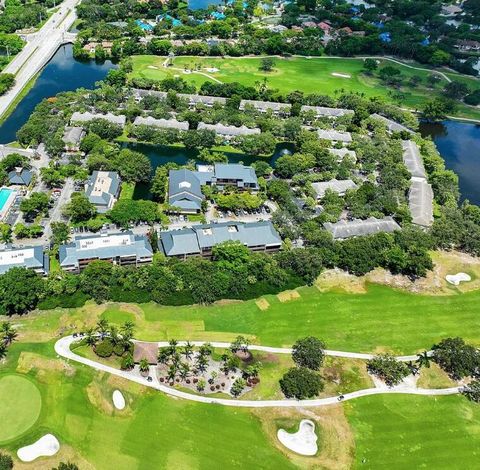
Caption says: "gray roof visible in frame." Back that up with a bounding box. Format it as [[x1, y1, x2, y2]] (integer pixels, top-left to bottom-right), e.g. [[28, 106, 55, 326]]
[[324, 217, 401, 239], [312, 179, 357, 198], [402, 140, 426, 179], [197, 122, 261, 137], [178, 93, 227, 106], [132, 88, 168, 100], [409, 178, 434, 227], [0, 245, 48, 275], [59, 232, 153, 268], [328, 148, 357, 161], [371, 114, 413, 134], [70, 112, 126, 127], [8, 167, 33, 186], [160, 221, 282, 256], [301, 105, 354, 117], [134, 116, 189, 131], [62, 126, 85, 145], [85, 171, 121, 212], [168, 169, 204, 211], [211, 163, 258, 188], [240, 100, 292, 112], [317, 129, 352, 142]]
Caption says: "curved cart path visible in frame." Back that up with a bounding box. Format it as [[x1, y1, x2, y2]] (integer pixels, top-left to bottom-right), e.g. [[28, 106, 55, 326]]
[[55, 336, 462, 408]]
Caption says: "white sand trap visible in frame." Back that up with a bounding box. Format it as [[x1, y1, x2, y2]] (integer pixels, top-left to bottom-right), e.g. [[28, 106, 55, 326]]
[[147, 65, 158, 69], [113, 390, 126, 410], [17, 434, 60, 462], [446, 272, 471, 286], [331, 72, 351, 78], [277, 420, 318, 456], [205, 67, 219, 73]]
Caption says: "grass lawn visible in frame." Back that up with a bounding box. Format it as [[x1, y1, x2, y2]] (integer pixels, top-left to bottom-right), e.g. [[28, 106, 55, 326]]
[[91, 283, 480, 354], [130, 55, 480, 120], [119, 182, 135, 200], [346, 394, 480, 469], [0, 374, 42, 443]]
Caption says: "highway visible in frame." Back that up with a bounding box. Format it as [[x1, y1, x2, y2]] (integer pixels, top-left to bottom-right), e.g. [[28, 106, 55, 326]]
[[0, 0, 80, 120]]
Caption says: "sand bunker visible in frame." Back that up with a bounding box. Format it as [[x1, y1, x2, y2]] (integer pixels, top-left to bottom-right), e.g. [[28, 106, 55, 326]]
[[446, 272, 471, 286], [17, 434, 60, 462], [205, 67, 219, 73], [277, 420, 318, 456], [256, 298, 270, 311], [277, 290, 300, 302], [331, 72, 351, 78], [113, 390, 126, 410]]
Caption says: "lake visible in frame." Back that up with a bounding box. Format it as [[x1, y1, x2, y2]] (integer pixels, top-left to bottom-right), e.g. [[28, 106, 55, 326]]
[[0, 44, 116, 144], [420, 120, 480, 205], [188, 0, 223, 9]]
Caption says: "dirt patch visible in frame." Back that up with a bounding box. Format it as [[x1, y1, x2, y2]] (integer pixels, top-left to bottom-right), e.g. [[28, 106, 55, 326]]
[[213, 299, 244, 306], [254, 404, 354, 469], [16, 352, 75, 377], [277, 290, 301, 302], [256, 298, 270, 311], [118, 303, 144, 317], [316, 269, 367, 294]]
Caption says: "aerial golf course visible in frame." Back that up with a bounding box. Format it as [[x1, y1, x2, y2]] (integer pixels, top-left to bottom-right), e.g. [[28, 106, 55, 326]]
[[2, 253, 480, 469], [130, 55, 480, 119]]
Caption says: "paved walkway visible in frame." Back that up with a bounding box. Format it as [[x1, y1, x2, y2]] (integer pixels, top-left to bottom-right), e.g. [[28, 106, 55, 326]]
[[55, 336, 461, 408]]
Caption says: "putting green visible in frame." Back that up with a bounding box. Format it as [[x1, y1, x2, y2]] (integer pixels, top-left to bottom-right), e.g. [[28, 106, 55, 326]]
[[0, 375, 42, 442]]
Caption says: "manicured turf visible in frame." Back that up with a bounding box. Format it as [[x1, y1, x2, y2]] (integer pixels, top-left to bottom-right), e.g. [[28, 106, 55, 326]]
[[130, 55, 480, 120], [2, 344, 295, 469], [96, 284, 480, 354], [0, 374, 42, 442], [346, 394, 480, 469]]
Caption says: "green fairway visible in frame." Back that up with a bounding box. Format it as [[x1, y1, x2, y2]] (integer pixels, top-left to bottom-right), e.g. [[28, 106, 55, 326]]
[[0, 374, 42, 442], [2, 344, 296, 469], [346, 394, 480, 469], [130, 55, 480, 120], [94, 284, 480, 354]]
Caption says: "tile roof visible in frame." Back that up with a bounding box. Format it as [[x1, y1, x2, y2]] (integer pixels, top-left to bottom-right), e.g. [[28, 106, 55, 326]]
[[324, 217, 401, 239], [197, 123, 261, 136], [317, 129, 352, 142], [133, 116, 189, 131], [312, 179, 357, 198]]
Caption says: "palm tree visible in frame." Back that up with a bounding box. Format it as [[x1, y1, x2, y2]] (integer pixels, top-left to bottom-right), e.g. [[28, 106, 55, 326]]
[[179, 363, 190, 381], [1, 322, 17, 346], [139, 358, 150, 374], [195, 354, 208, 373], [158, 347, 171, 365], [120, 321, 135, 340], [199, 343, 213, 357], [108, 325, 120, 346], [417, 351, 431, 369], [85, 328, 97, 347], [167, 364, 177, 381], [168, 339, 178, 356], [96, 319, 109, 339], [0, 345, 7, 361], [182, 341, 194, 360]]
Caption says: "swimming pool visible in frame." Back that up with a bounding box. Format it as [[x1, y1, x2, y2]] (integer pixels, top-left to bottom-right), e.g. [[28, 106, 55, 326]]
[[0, 188, 16, 219]]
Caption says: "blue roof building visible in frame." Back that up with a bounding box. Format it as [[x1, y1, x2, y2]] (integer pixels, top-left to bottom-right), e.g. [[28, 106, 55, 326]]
[[135, 20, 154, 31], [168, 169, 205, 214], [379, 32, 392, 43], [8, 168, 33, 186], [160, 221, 282, 259], [85, 171, 121, 214], [59, 232, 153, 272], [0, 245, 49, 275]]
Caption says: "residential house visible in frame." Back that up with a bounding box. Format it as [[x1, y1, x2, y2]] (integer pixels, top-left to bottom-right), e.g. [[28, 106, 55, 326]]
[[371, 113, 414, 134], [59, 232, 153, 273], [0, 245, 49, 275], [85, 171, 121, 213], [197, 163, 259, 190], [324, 217, 401, 239], [301, 105, 354, 118], [168, 169, 205, 214], [70, 112, 127, 128], [133, 116, 189, 131], [159, 221, 282, 259], [62, 127, 85, 152], [312, 179, 357, 199], [317, 129, 353, 143], [197, 122, 261, 140], [455, 39, 480, 51], [328, 148, 357, 162], [240, 99, 292, 116], [178, 93, 226, 108]]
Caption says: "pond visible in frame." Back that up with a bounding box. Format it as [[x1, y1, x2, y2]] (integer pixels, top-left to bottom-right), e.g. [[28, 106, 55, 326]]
[[188, 0, 223, 9], [0, 44, 116, 144], [420, 120, 480, 205], [122, 141, 295, 199]]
